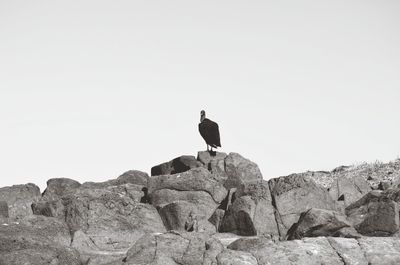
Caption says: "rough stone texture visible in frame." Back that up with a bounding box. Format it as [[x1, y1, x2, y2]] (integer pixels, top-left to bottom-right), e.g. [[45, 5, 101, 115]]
[[209, 209, 225, 231], [224, 153, 263, 190], [220, 180, 279, 237], [0, 201, 8, 218], [346, 190, 399, 236], [42, 178, 81, 200], [82, 170, 149, 188], [151, 155, 204, 176], [64, 183, 166, 251], [228, 236, 344, 265], [149, 167, 227, 204], [0, 183, 41, 220], [197, 151, 228, 178], [358, 237, 400, 265], [32, 178, 80, 219], [287, 208, 360, 240], [329, 175, 371, 208], [149, 168, 227, 232], [71, 230, 126, 265], [268, 174, 337, 237], [216, 249, 258, 265], [125, 231, 221, 265], [0, 215, 80, 265], [327, 237, 368, 265]]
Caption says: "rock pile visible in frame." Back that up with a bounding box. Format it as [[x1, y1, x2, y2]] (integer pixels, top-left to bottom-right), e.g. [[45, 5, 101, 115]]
[[1, 154, 400, 264]]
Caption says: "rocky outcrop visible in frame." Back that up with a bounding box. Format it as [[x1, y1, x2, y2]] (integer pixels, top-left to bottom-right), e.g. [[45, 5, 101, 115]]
[[346, 189, 400, 236], [149, 167, 227, 232], [220, 180, 279, 237], [151, 155, 204, 176], [268, 173, 337, 237], [0, 183, 41, 219], [0, 215, 80, 265], [287, 208, 360, 240], [2, 153, 400, 264]]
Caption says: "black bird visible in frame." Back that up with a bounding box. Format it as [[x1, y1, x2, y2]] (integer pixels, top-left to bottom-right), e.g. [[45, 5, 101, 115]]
[[198, 110, 221, 153]]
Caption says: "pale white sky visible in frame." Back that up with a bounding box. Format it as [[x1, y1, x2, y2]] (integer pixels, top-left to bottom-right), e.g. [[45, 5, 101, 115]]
[[1, 0, 399, 191]]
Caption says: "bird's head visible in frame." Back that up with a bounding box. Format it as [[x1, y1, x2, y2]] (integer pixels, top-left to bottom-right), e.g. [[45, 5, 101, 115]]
[[200, 110, 206, 122]]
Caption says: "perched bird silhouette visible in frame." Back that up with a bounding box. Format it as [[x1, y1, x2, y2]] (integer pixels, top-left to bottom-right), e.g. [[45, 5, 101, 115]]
[[198, 110, 221, 154]]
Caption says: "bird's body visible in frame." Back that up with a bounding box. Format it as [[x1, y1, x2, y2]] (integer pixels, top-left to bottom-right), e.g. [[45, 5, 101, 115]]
[[198, 110, 221, 153]]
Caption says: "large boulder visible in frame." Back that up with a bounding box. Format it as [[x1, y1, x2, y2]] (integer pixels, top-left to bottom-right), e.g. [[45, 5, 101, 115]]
[[346, 190, 399, 236], [63, 183, 166, 252], [0, 183, 41, 220], [197, 151, 228, 178], [0, 215, 80, 265], [228, 237, 344, 265], [224, 153, 263, 190], [326, 237, 369, 265], [32, 178, 81, 219], [357, 237, 400, 265], [151, 155, 204, 176], [125, 231, 223, 265], [220, 180, 279, 237], [268, 173, 337, 237], [287, 208, 360, 240], [216, 249, 258, 265], [329, 175, 371, 208], [149, 167, 227, 232]]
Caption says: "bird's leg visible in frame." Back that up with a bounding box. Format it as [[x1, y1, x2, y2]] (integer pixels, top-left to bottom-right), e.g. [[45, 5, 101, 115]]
[[207, 145, 209, 151]]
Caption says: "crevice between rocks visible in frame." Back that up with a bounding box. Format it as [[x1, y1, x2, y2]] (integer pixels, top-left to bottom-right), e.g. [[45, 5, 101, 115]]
[[326, 238, 347, 265], [268, 181, 283, 239]]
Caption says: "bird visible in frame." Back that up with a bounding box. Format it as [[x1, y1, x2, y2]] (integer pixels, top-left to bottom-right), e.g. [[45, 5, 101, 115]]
[[198, 110, 221, 154]]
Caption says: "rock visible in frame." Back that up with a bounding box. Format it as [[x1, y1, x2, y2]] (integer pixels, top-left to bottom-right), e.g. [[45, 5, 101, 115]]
[[197, 151, 228, 178], [287, 208, 360, 240], [71, 230, 126, 265], [64, 183, 166, 251], [268, 174, 337, 237], [327, 237, 369, 265], [151, 155, 204, 176], [209, 209, 225, 231], [0, 201, 8, 218], [149, 167, 227, 204], [32, 199, 65, 218], [0, 215, 80, 265], [220, 180, 279, 237], [125, 231, 223, 265], [224, 153, 263, 190], [149, 167, 227, 232], [228, 237, 344, 265], [42, 178, 81, 200], [329, 175, 371, 208], [216, 249, 258, 265], [82, 170, 149, 188], [346, 190, 399, 236], [158, 200, 216, 233], [357, 237, 400, 265], [0, 183, 41, 220]]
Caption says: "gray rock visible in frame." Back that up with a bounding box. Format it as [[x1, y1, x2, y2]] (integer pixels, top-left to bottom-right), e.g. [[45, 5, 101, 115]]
[[216, 249, 258, 265], [287, 208, 360, 240], [197, 151, 228, 178], [224, 153, 263, 190], [42, 178, 81, 200], [0, 183, 41, 220], [151, 155, 204, 176], [64, 183, 166, 251], [327, 237, 368, 265], [228, 236, 344, 265], [82, 170, 149, 188], [358, 237, 400, 265], [209, 208, 225, 231], [148, 167, 227, 203], [346, 190, 399, 236], [0, 215, 80, 265], [329, 175, 371, 208], [125, 231, 224, 265], [0, 201, 8, 218], [268, 174, 337, 237], [220, 180, 279, 237]]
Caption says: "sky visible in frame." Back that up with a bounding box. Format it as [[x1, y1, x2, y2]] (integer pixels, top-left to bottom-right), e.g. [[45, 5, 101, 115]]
[[0, 0, 399, 191]]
